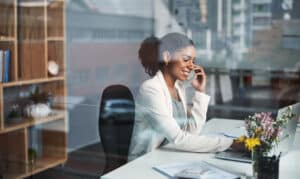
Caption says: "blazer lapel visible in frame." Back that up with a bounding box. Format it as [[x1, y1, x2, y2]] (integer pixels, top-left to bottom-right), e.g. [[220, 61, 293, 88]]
[[156, 71, 173, 115], [175, 80, 187, 116], [155, 71, 187, 117]]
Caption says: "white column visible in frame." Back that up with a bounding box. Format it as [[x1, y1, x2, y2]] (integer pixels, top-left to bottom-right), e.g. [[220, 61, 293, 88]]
[[206, 29, 212, 60], [226, 0, 232, 38], [217, 0, 223, 37], [153, 0, 184, 37], [240, 0, 245, 52]]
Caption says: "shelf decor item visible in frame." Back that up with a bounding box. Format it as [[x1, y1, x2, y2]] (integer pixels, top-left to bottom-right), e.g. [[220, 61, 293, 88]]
[[24, 103, 51, 118], [48, 60, 59, 76], [236, 107, 294, 179], [28, 148, 37, 165], [29, 86, 52, 104], [7, 104, 22, 123]]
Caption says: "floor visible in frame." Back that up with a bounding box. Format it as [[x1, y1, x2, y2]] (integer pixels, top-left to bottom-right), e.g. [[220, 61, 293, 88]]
[[27, 143, 105, 179]]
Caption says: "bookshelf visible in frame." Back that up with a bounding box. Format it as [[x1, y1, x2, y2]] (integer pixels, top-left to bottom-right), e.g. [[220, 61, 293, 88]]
[[0, 0, 67, 178]]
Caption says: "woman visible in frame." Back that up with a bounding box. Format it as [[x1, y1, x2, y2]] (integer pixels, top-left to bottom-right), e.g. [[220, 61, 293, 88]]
[[129, 33, 237, 161]]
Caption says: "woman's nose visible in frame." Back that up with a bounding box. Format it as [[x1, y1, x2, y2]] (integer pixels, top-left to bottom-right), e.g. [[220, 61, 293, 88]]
[[187, 60, 194, 69]]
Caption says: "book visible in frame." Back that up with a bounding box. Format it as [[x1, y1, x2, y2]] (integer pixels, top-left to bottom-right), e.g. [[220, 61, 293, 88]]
[[3, 49, 10, 83], [0, 50, 3, 82], [153, 160, 240, 179]]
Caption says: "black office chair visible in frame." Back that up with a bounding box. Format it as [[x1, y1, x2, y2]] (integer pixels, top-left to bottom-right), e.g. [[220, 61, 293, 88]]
[[98, 85, 135, 175]]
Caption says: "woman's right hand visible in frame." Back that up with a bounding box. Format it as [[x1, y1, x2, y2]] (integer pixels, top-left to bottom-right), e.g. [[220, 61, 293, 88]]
[[230, 139, 247, 152], [191, 65, 207, 93]]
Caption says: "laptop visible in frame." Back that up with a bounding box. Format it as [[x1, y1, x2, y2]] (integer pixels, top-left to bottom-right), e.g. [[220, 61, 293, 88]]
[[215, 103, 300, 163]]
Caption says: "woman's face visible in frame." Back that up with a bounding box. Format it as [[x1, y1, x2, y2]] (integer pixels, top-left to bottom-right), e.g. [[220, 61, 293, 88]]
[[166, 45, 196, 81]]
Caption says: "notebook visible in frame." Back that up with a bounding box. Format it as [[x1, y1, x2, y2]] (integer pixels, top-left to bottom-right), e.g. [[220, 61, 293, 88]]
[[153, 160, 240, 179], [215, 103, 300, 163]]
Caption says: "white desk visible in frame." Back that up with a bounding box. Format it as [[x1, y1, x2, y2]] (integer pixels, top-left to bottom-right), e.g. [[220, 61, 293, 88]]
[[102, 118, 300, 179]]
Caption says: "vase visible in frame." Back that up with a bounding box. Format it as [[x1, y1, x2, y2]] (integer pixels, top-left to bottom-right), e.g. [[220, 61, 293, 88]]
[[252, 148, 279, 179]]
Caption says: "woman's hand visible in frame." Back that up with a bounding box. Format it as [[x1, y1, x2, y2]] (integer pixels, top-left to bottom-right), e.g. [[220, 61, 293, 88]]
[[191, 65, 206, 93], [230, 139, 247, 152]]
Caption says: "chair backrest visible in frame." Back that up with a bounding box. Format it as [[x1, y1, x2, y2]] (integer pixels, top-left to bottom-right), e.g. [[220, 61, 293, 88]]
[[98, 85, 135, 174]]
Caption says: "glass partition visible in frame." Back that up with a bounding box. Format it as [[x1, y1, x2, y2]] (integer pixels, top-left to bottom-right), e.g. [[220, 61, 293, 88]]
[[0, 0, 299, 178]]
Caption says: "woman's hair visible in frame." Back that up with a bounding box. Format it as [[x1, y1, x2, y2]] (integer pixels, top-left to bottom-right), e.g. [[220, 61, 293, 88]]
[[138, 32, 194, 77], [138, 36, 160, 77]]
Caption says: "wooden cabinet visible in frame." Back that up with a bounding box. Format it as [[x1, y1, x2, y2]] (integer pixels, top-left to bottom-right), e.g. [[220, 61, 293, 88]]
[[0, 0, 67, 178]]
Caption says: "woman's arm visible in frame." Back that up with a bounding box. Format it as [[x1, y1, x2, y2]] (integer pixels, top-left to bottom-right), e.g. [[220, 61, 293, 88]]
[[185, 65, 209, 134], [184, 91, 210, 135]]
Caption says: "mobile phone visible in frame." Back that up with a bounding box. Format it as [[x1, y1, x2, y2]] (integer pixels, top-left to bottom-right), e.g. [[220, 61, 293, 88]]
[[194, 69, 202, 80]]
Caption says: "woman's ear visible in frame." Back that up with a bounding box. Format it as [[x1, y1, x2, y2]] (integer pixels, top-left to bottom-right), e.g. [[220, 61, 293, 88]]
[[162, 51, 171, 66]]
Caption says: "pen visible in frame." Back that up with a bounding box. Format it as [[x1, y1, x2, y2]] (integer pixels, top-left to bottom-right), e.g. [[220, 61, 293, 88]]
[[219, 132, 238, 139]]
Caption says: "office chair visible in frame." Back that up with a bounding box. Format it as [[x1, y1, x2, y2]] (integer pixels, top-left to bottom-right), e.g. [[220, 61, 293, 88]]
[[98, 85, 135, 175]]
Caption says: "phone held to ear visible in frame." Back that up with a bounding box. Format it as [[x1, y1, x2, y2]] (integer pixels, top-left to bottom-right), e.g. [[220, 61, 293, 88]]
[[194, 69, 202, 81]]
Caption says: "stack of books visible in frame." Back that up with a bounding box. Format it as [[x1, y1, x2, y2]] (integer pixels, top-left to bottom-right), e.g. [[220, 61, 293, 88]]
[[0, 49, 10, 83]]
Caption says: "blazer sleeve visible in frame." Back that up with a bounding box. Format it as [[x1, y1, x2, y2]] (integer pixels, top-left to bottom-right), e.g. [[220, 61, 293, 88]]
[[184, 91, 210, 135], [138, 83, 233, 152]]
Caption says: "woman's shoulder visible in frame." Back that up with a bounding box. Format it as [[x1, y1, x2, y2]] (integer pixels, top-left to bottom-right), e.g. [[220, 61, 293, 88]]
[[140, 76, 160, 90], [137, 77, 167, 107]]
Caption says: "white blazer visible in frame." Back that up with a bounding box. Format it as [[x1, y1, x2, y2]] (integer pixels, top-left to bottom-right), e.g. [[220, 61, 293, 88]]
[[128, 71, 232, 161]]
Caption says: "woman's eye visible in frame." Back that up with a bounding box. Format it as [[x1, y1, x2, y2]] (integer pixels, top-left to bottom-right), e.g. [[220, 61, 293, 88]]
[[183, 57, 190, 62]]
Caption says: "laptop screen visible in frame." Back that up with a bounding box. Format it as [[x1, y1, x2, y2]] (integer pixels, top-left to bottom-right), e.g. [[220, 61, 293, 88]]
[[275, 103, 300, 155]]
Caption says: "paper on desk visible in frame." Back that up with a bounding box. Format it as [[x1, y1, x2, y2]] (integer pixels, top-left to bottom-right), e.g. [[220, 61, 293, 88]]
[[217, 126, 246, 139], [153, 160, 239, 179], [201, 119, 246, 139], [203, 126, 246, 140]]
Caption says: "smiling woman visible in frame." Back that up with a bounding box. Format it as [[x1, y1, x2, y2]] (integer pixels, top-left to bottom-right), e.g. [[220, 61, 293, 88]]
[[128, 33, 236, 161]]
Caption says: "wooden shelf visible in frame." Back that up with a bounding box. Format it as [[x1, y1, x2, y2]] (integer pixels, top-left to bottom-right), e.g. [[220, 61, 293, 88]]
[[18, 1, 47, 8], [47, 37, 64, 41], [0, 38, 15, 42], [48, 0, 65, 7], [1, 110, 65, 134], [1, 156, 67, 179], [0, 0, 16, 40], [2, 76, 65, 87], [0, 0, 67, 178], [47, 0, 64, 38]]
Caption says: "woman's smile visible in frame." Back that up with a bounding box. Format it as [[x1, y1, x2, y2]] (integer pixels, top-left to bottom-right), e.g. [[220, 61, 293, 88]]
[[182, 69, 191, 78]]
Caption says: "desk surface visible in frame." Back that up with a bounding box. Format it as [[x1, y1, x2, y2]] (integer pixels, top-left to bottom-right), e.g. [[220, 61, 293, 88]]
[[102, 118, 300, 179]]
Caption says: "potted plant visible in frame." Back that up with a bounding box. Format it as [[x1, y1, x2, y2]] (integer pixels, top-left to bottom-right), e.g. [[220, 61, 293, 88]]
[[28, 148, 37, 165], [24, 86, 52, 118], [7, 104, 22, 123], [29, 86, 52, 104]]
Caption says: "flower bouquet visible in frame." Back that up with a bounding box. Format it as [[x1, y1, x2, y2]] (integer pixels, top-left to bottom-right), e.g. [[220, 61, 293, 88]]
[[237, 106, 294, 153], [236, 106, 295, 179]]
